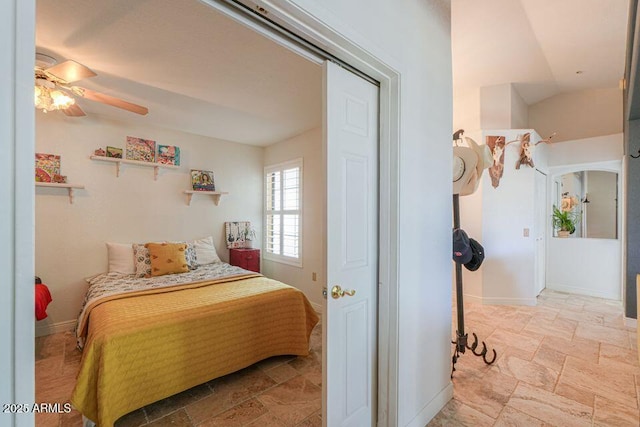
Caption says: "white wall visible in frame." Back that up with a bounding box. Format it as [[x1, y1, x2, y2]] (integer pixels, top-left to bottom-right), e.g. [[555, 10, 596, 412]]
[[263, 128, 323, 307], [35, 112, 264, 336], [547, 133, 624, 166], [289, 1, 454, 424], [547, 238, 621, 300], [529, 88, 623, 143], [479, 83, 529, 130], [460, 130, 548, 305], [480, 84, 511, 129], [453, 88, 481, 134], [510, 86, 529, 129]]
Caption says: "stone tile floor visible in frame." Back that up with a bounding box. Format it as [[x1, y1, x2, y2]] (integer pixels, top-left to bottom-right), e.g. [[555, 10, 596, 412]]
[[429, 289, 640, 426], [36, 289, 638, 426], [35, 319, 322, 426]]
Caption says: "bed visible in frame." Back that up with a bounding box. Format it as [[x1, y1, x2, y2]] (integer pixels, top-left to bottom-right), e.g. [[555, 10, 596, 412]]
[[71, 262, 319, 426]]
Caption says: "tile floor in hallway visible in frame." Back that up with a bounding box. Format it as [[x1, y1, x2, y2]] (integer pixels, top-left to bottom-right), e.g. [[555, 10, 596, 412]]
[[429, 289, 640, 426], [35, 319, 322, 426]]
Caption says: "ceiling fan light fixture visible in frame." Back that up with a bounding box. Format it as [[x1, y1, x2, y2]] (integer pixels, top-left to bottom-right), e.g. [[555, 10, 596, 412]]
[[34, 85, 75, 113], [50, 90, 75, 108]]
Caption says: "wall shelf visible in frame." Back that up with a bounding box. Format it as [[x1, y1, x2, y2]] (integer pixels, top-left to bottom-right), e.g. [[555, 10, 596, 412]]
[[183, 190, 229, 206], [90, 156, 178, 180], [36, 182, 85, 204]]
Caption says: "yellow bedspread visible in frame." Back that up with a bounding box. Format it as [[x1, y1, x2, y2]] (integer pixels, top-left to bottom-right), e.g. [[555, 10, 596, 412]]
[[71, 275, 319, 426]]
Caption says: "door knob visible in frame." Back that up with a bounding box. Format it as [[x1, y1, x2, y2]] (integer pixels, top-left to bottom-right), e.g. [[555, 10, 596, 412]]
[[331, 285, 356, 299]]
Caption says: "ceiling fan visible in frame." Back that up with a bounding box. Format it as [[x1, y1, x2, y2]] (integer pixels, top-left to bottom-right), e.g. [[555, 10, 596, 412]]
[[34, 53, 148, 117]]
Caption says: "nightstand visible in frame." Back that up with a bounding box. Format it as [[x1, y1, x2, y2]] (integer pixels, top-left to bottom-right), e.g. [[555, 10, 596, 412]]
[[229, 248, 260, 273]]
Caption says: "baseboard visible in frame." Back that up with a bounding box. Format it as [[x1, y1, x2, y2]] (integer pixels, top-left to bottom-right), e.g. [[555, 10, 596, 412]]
[[483, 297, 537, 306], [463, 294, 536, 306], [546, 283, 621, 301], [625, 317, 637, 329], [35, 319, 75, 337], [405, 381, 454, 427], [462, 293, 483, 304]]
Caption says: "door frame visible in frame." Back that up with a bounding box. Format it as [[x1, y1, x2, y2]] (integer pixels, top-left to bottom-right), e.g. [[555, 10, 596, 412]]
[[534, 169, 547, 296], [7, 0, 401, 425], [3, 0, 36, 426], [198, 2, 402, 425]]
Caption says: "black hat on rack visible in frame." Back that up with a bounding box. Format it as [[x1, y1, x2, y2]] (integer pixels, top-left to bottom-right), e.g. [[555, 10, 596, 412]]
[[464, 238, 485, 271], [452, 229, 472, 264]]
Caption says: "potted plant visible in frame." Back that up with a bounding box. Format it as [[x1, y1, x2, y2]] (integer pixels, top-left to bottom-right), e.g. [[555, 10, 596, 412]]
[[552, 205, 580, 238], [243, 225, 256, 248]]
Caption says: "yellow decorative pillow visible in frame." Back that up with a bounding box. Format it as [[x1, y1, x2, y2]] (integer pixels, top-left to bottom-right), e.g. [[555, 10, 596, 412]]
[[144, 242, 189, 277]]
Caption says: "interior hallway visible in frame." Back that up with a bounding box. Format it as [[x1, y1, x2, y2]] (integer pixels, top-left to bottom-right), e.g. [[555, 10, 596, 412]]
[[429, 289, 639, 426]]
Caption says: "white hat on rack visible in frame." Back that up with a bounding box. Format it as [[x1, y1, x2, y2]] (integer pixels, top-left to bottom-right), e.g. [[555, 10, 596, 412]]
[[453, 146, 478, 196], [465, 136, 493, 177]]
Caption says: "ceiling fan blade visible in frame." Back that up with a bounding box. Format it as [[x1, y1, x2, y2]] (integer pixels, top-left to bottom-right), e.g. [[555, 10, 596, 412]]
[[78, 87, 149, 115], [62, 103, 86, 117], [46, 60, 97, 83]]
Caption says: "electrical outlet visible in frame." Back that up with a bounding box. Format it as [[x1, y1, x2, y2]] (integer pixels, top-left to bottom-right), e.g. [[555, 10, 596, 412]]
[[312, 272, 317, 281], [523, 228, 530, 237]]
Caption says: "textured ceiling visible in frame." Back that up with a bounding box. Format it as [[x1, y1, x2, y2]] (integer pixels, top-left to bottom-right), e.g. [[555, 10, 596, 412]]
[[37, 0, 628, 142], [36, 0, 322, 146], [452, 0, 629, 105]]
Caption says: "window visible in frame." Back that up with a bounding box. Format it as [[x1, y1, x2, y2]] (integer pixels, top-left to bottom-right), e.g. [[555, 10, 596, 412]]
[[264, 159, 302, 266]]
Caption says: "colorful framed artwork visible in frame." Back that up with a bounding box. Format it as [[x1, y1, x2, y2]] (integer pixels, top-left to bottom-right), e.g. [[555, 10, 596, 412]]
[[106, 146, 123, 158], [126, 136, 156, 163], [191, 170, 215, 191], [35, 153, 61, 182], [225, 221, 251, 249], [158, 145, 180, 166]]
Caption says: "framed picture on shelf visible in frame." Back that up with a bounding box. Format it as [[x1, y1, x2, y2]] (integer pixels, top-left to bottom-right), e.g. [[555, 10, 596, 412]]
[[191, 170, 215, 191], [35, 153, 61, 182], [126, 136, 156, 162], [106, 146, 123, 158], [158, 145, 180, 165]]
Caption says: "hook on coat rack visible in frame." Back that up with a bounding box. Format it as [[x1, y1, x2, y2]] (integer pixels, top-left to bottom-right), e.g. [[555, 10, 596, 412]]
[[453, 129, 464, 146], [631, 149, 640, 159]]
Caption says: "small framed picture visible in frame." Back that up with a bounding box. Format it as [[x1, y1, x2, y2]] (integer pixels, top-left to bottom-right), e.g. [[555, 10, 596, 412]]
[[191, 170, 215, 191], [35, 153, 61, 182], [158, 145, 180, 166], [126, 136, 156, 163], [106, 146, 123, 158]]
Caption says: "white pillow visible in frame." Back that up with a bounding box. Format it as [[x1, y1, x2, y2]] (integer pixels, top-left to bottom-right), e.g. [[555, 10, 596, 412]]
[[191, 236, 221, 265], [106, 242, 135, 274]]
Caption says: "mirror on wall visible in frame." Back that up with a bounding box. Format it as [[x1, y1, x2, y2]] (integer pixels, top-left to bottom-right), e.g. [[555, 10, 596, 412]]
[[552, 170, 618, 239]]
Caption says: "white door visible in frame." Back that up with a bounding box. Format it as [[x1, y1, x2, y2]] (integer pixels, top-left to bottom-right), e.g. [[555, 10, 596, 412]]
[[323, 61, 378, 427], [534, 170, 547, 295]]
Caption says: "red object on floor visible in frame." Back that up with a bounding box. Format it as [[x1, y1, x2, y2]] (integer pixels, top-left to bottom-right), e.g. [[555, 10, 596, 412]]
[[35, 283, 52, 320]]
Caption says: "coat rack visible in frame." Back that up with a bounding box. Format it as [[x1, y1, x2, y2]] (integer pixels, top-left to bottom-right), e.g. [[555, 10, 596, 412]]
[[451, 193, 497, 377]]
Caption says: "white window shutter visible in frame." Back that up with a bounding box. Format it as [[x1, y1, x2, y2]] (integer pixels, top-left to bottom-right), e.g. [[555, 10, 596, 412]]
[[264, 159, 303, 266]]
